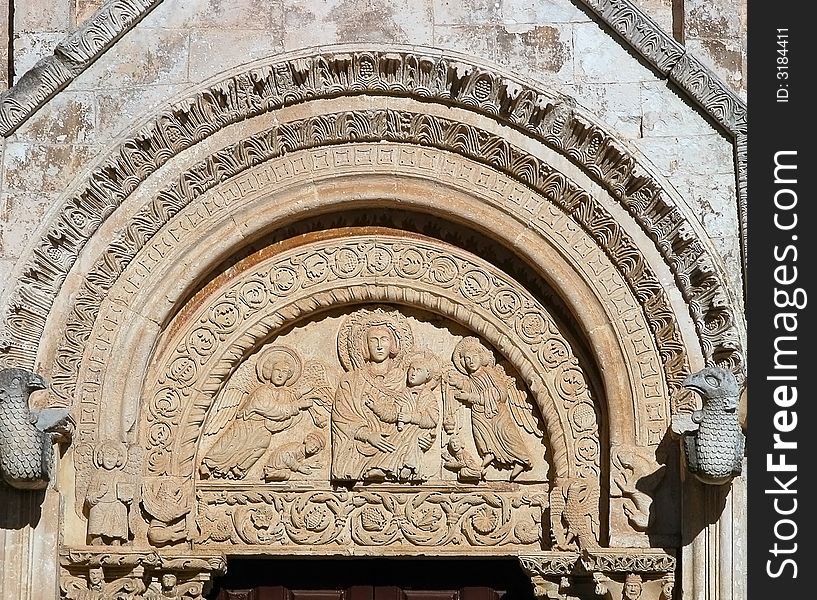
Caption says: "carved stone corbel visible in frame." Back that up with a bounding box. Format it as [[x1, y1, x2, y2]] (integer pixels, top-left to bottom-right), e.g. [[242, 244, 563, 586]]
[[0, 367, 74, 490], [582, 550, 676, 600], [671, 366, 745, 485], [518, 554, 581, 600]]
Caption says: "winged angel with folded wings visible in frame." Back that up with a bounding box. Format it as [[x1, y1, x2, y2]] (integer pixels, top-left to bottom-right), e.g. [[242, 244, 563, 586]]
[[198, 345, 335, 480], [445, 336, 545, 481]]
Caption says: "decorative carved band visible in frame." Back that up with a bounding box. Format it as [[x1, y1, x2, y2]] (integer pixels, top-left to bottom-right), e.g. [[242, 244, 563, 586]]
[[59, 549, 226, 600], [519, 549, 675, 575], [196, 487, 546, 550], [1, 50, 743, 391]]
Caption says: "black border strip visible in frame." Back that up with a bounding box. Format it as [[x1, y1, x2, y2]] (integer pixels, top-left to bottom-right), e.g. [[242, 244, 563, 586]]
[[747, 2, 814, 597]]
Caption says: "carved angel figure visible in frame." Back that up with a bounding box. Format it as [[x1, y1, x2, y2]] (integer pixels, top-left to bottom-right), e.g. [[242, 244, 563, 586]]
[[85, 441, 135, 546], [446, 337, 538, 480], [331, 308, 441, 482], [200, 346, 330, 480]]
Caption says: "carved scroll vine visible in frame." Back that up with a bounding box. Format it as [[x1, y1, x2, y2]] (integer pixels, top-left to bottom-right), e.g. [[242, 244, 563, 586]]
[[146, 236, 599, 481], [1, 50, 742, 385], [48, 108, 687, 421], [196, 488, 546, 550], [58, 550, 226, 600]]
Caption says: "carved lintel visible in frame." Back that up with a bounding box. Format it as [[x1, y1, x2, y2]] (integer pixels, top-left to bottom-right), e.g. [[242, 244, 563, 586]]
[[0, 367, 74, 490]]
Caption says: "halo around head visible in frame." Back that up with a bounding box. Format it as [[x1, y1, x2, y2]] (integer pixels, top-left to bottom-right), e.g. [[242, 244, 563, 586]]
[[337, 307, 414, 371], [452, 336, 495, 374], [94, 440, 127, 468], [256, 345, 303, 384]]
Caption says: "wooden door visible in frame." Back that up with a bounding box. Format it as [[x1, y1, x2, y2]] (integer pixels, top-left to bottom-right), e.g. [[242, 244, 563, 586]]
[[211, 559, 534, 600]]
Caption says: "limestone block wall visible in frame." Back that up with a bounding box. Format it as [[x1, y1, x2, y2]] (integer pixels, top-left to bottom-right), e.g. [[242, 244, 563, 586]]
[[0, 0, 746, 319]]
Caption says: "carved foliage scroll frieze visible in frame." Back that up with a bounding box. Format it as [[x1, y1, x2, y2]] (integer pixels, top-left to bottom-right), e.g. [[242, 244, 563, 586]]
[[195, 488, 546, 550], [143, 237, 598, 484]]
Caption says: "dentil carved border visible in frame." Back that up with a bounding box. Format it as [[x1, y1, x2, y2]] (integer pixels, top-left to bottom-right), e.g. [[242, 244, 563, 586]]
[[0, 50, 744, 386]]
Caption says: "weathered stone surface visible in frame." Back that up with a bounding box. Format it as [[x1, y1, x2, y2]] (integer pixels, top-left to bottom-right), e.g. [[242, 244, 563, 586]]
[[283, 0, 434, 48], [573, 22, 653, 83], [502, 0, 590, 24], [0, 2, 747, 599], [12, 32, 66, 83]]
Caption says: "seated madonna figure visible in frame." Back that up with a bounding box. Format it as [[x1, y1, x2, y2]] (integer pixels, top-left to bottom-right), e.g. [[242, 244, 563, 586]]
[[332, 308, 440, 482]]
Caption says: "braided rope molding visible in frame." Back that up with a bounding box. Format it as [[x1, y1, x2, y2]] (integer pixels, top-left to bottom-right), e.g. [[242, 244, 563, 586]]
[[0, 50, 741, 380]]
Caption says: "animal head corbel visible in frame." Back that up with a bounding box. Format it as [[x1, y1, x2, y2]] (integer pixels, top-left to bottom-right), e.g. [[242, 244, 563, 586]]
[[671, 366, 746, 485], [0, 367, 74, 490]]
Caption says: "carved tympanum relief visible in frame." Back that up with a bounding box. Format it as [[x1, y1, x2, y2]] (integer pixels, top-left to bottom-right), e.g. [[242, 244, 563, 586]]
[[69, 233, 610, 557], [190, 307, 552, 551]]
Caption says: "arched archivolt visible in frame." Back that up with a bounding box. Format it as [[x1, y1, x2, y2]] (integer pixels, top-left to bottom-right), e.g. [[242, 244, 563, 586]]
[[56, 143, 681, 554], [57, 141, 679, 457], [1, 48, 743, 384]]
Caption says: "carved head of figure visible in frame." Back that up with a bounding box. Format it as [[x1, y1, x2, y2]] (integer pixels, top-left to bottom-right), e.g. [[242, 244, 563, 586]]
[[161, 572, 177, 591], [364, 325, 399, 364], [406, 351, 441, 388], [88, 567, 104, 590], [303, 432, 326, 457], [268, 357, 296, 387], [95, 440, 125, 471], [453, 337, 494, 375], [257, 346, 302, 387], [623, 573, 643, 600]]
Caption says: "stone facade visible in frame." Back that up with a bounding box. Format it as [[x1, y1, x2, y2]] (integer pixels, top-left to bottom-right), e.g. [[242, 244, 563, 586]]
[[0, 2, 746, 600]]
